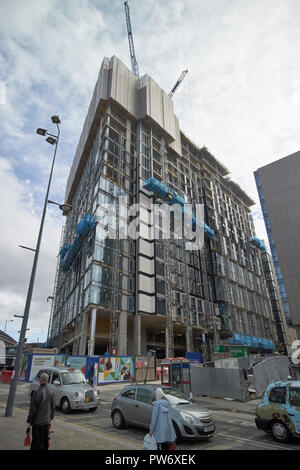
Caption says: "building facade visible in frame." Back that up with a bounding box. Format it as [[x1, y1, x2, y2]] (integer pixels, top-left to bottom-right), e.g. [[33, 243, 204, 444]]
[[255, 152, 300, 339], [48, 56, 277, 358], [260, 251, 296, 355]]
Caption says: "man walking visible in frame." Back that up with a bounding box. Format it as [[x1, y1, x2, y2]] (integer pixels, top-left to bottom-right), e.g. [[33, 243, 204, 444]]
[[26, 373, 54, 450]]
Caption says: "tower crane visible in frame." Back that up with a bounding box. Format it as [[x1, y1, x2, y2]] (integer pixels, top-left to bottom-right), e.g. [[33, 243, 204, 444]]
[[124, 1, 139, 77], [168, 70, 188, 98], [123, 2, 187, 99]]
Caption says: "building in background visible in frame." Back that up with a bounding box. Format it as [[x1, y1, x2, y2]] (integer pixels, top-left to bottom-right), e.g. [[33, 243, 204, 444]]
[[255, 152, 300, 340], [260, 251, 296, 355], [47, 56, 276, 359], [0, 331, 17, 348]]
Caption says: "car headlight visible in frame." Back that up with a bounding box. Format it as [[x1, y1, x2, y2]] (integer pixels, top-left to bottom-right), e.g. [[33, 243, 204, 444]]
[[180, 412, 198, 424], [96, 391, 101, 396], [74, 392, 80, 398]]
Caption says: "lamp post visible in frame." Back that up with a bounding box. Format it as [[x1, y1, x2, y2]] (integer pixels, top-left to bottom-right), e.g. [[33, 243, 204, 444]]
[[5, 115, 67, 417]]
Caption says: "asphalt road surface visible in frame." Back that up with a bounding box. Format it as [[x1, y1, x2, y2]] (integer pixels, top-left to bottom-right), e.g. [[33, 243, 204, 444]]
[[1, 382, 300, 451]]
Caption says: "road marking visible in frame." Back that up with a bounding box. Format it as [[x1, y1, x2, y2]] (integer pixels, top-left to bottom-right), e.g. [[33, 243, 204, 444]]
[[218, 432, 293, 450]]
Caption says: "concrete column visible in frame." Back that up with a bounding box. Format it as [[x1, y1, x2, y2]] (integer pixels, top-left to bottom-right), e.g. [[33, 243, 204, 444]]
[[165, 328, 169, 358], [118, 312, 128, 356], [134, 314, 142, 355], [186, 326, 193, 352], [88, 308, 97, 356], [79, 312, 88, 355]]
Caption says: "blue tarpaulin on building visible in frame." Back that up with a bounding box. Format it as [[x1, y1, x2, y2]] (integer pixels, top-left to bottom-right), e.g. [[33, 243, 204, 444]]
[[228, 333, 275, 351]]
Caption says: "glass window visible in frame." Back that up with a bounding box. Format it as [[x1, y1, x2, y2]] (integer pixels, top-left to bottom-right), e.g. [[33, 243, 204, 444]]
[[155, 243, 164, 259], [136, 388, 154, 404], [122, 388, 136, 400], [61, 371, 86, 385], [269, 387, 286, 404], [161, 366, 170, 385], [51, 372, 61, 384], [157, 298, 166, 314], [156, 279, 165, 295], [162, 388, 190, 405], [156, 260, 165, 277], [289, 388, 300, 407]]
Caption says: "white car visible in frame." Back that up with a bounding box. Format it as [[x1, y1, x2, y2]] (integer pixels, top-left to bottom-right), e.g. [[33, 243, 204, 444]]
[[29, 366, 101, 413]]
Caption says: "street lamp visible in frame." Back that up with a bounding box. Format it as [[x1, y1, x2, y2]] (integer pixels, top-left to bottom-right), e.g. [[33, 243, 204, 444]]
[[48, 200, 72, 215], [5, 115, 63, 417], [4, 319, 13, 333]]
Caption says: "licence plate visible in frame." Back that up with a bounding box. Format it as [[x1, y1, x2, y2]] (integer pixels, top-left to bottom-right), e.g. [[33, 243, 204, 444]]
[[204, 425, 214, 433], [85, 398, 90, 403]]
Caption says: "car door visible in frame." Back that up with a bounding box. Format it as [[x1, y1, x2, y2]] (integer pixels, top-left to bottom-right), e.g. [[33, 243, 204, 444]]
[[133, 388, 155, 428], [268, 386, 290, 421], [287, 387, 300, 435], [119, 388, 138, 425]]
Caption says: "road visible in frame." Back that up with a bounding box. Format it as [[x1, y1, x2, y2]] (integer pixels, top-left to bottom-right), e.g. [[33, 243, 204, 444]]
[[0, 382, 299, 451]]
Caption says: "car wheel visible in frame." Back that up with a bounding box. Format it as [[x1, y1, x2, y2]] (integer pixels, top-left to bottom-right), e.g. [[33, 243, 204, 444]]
[[61, 397, 71, 414], [270, 420, 291, 443], [172, 421, 182, 443], [88, 407, 97, 412], [112, 410, 125, 429]]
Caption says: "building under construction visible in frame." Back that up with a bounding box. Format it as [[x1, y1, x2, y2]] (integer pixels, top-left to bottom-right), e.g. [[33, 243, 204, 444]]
[[47, 56, 281, 358]]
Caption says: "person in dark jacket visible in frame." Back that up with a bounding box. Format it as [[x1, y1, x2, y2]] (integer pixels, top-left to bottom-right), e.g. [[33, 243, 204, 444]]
[[149, 388, 176, 450], [26, 373, 54, 450]]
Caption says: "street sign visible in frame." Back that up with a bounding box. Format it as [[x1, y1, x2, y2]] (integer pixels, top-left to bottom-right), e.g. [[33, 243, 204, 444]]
[[214, 345, 249, 358], [230, 346, 249, 358]]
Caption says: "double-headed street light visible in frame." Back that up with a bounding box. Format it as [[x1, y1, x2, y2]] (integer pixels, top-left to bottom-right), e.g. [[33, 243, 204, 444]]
[[5, 115, 71, 417]]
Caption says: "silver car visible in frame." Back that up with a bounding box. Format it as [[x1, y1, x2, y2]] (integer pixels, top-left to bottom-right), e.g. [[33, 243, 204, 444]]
[[111, 385, 215, 441], [29, 366, 101, 413]]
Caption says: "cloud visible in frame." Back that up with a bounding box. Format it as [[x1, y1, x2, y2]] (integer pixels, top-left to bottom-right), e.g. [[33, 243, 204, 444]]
[[0, 157, 63, 341], [1, 0, 300, 339]]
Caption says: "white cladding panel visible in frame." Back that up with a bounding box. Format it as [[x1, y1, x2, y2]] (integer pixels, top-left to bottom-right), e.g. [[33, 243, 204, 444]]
[[139, 239, 154, 258], [139, 257, 155, 276], [139, 220, 154, 240], [139, 192, 152, 211], [138, 293, 155, 314], [138, 274, 155, 293]]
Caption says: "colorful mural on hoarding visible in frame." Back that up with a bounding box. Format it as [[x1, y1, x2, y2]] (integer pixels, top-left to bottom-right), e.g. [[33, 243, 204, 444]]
[[64, 356, 87, 375], [19, 353, 30, 380], [19, 354, 135, 383], [19, 354, 67, 381], [98, 356, 134, 383], [29, 354, 55, 381]]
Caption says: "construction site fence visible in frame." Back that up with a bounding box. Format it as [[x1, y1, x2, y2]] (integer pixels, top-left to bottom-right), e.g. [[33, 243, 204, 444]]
[[190, 364, 249, 401], [18, 353, 136, 385], [252, 355, 290, 397], [134, 355, 157, 382]]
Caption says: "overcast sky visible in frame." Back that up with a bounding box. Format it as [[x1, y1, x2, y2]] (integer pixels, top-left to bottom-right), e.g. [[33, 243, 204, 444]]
[[1, 0, 300, 342]]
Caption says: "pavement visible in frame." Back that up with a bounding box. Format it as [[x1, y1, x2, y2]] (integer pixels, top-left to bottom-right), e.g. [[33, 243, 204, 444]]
[[0, 402, 140, 451], [0, 379, 262, 451]]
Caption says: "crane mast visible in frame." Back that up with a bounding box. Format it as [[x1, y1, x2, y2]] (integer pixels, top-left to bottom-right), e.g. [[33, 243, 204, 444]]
[[124, 1, 139, 77], [168, 70, 188, 98]]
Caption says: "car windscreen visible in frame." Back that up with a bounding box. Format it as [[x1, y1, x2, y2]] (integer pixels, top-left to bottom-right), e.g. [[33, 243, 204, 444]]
[[61, 371, 86, 385], [289, 387, 300, 407], [162, 388, 190, 405]]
